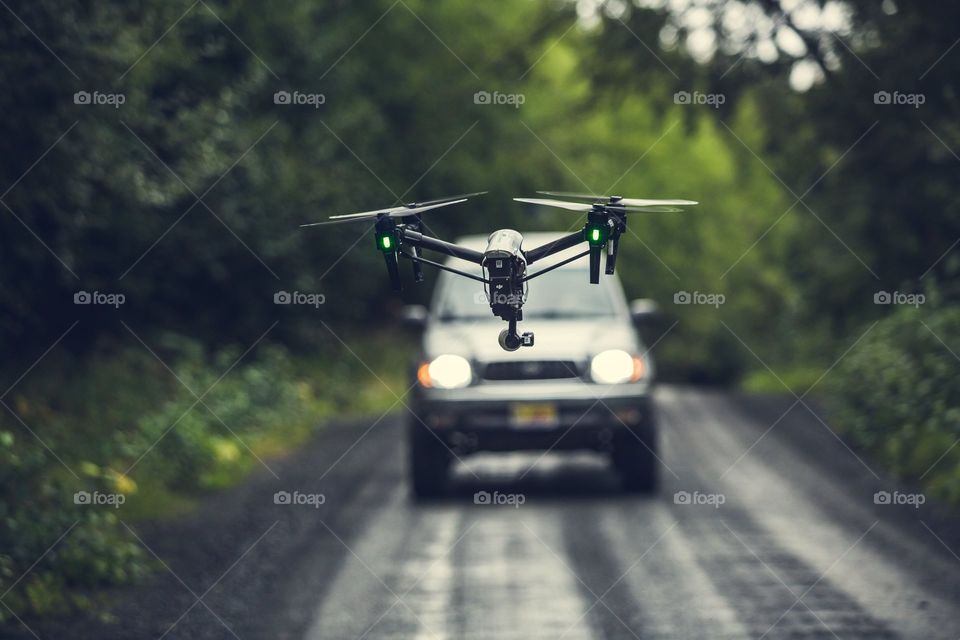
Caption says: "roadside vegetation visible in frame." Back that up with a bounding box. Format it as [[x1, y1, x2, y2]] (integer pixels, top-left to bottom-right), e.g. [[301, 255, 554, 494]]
[[828, 301, 960, 503], [0, 332, 409, 621]]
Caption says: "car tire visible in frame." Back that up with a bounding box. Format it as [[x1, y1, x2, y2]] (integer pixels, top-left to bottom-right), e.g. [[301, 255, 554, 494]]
[[612, 428, 659, 494], [409, 421, 451, 499]]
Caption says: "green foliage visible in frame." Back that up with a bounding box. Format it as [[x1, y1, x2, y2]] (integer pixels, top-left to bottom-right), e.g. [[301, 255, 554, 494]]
[[0, 332, 408, 622], [0, 0, 796, 385], [828, 303, 960, 502], [0, 425, 151, 621], [579, 0, 960, 466]]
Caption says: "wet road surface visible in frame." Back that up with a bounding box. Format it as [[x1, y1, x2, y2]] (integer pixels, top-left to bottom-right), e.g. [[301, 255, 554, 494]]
[[23, 386, 960, 639]]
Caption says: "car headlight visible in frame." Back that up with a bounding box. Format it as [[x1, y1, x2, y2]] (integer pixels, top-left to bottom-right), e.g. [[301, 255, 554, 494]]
[[417, 354, 472, 389], [590, 349, 645, 384]]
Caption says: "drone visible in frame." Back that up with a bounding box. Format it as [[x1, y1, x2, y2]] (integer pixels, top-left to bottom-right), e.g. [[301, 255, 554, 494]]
[[302, 191, 697, 351]]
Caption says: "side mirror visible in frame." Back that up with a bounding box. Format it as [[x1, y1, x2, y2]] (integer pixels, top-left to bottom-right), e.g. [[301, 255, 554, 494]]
[[401, 304, 428, 331], [629, 299, 661, 325]]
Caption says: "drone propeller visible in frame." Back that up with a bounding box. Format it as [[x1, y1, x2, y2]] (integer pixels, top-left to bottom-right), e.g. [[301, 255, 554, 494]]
[[536, 191, 698, 207], [513, 197, 682, 213], [412, 191, 488, 206], [300, 192, 486, 228], [517, 194, 695, 284], [514, 197, 592, 212]]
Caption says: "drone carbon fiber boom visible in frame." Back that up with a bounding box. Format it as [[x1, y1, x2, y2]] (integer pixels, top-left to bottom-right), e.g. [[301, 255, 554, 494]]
[[302, 192, 697, 351]]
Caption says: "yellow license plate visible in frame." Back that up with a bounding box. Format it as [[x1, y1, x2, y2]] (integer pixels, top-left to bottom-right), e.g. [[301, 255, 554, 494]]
[[509, 403, 559, 428]]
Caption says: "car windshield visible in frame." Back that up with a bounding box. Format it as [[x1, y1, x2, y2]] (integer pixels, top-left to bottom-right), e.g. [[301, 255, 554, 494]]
[[435, 268, 618, 321]]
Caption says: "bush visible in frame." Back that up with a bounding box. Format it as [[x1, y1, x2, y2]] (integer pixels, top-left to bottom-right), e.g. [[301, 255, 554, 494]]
[[0, 331, 408, 623], [828, 303, 960, 502], [0, 428, 150, 621]]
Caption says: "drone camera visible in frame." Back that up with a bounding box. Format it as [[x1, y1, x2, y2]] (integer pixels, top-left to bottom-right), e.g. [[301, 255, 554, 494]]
[[498, 328, 535, 351], [485, 256, 526, 321], [483, 230, 527, 322]]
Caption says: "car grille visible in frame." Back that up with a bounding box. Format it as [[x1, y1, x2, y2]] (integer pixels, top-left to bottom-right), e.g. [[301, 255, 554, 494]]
[[482, 360, 580, 381]]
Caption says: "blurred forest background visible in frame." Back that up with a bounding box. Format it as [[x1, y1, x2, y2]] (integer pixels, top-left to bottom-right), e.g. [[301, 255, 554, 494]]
[[2, 0, 959, 622]]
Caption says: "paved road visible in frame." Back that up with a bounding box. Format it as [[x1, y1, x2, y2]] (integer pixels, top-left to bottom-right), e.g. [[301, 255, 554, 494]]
[[27, 387, 960, 639]]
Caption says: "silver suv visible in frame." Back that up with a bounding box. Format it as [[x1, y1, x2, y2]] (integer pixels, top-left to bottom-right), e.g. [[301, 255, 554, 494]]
[[406, 233, 660, 498]]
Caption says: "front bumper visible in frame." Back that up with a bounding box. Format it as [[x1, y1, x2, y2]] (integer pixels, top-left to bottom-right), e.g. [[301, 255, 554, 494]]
[[410, 380, 655, 452]]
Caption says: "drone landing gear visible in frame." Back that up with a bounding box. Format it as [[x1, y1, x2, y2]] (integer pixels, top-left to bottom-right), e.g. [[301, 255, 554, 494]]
[[588, 244, 602, 284], [498, 319, 534, 352], [383, 251, 402, 291]]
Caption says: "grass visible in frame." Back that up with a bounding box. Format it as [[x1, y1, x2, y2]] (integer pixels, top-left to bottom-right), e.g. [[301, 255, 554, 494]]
[[738, 366, 826, 396]]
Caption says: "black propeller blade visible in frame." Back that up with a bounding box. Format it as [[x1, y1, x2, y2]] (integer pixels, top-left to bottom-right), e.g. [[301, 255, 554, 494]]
[[300, 192, 485, 228], [514, 197, 683, 213], [535, 191, 698, 207]]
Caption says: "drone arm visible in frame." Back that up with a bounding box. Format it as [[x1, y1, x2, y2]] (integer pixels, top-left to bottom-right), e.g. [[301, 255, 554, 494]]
[[522, 250, 591, 281], [523, 230, 584, 264], [399, 250, 488, 284], [400, 228, 485, 264]]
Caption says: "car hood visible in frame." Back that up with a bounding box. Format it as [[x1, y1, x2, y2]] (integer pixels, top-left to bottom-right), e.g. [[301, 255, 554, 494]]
[[424, 319, 640, 362]]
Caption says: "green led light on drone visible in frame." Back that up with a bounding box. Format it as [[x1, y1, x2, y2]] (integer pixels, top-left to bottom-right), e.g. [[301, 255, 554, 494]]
[[585, 223, 607, 247], [375, 231, 397, 253]]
